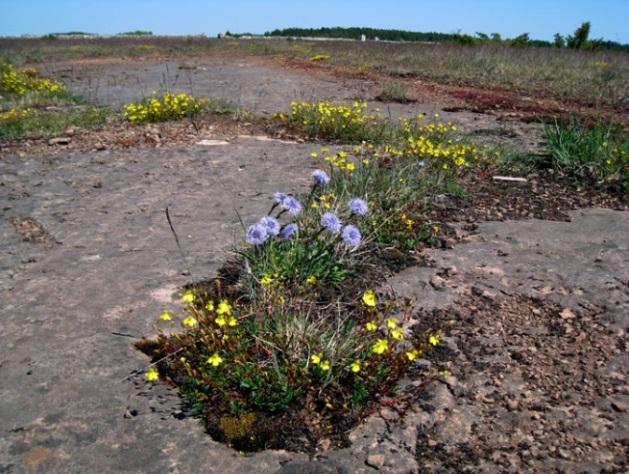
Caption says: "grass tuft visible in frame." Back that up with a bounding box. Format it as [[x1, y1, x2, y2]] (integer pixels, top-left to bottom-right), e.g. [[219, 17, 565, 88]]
[[375, 81, 413, 103], [543, 119, 629, 187]]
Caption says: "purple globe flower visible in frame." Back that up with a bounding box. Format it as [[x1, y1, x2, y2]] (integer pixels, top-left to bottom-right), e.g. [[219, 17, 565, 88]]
[[274, 192, 288, 205], [259, 216, 280, 236], [348, 198, 369, 216], [281, 196, 302, 216], [321, 212, 342, 234], [280, 223, 298, 240], [342, 225, 362, 248], [312, 169, 331, 186], [245, 223, 268, 245]]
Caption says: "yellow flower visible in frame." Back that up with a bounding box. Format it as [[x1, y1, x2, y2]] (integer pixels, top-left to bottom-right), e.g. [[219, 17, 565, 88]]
[[207, 353, 223, 367], [406, 349, 420, 361], [215, 316, 227, 327], [350, 360, 361, 373], [216, 299, 232, 315], [205, 300, 215, 311], [362, 290, 377, 307], [144, 367, 159, 381], [386, 318, 398, 330], [372, 339, 389, 355], [227, 316, 238, 327], [260, 274, 273, 286], [365, 321, 378, 331], [429, 334, 441, 346], [391, 328, 404, 340], [432, 225, 440, 233], [306, 275, 317, 284], [159, 310, 172, 321], [346, 162, 356, 171], [310, 152, 319, 158], [182, 316, 198, 328], [181, 290, 195, 304], [319, 360, 331, 371], [311, 353, 322, 365]]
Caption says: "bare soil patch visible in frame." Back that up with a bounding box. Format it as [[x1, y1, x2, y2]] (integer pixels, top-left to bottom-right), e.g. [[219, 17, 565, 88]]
[[412, 292, 627, 473]]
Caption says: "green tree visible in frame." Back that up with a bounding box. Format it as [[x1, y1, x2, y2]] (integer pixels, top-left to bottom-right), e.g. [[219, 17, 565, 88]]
[[510, 33, 531, 47], [553, 33, 565, 48], [475, 32, 489, 44], [490, 33, 503, 44], [567, 22, 591, 49]]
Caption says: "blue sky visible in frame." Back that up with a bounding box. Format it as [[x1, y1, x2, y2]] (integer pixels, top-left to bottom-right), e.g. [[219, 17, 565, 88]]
[[1, 0, 628, 43]]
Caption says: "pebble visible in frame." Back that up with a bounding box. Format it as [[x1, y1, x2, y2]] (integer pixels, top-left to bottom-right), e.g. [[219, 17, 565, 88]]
[[507, 399, 520, 411], [430, 275, 446, 290], [48, 136, 72, 145], [365, 453, 385, 469], [560, 308, 576, 320]]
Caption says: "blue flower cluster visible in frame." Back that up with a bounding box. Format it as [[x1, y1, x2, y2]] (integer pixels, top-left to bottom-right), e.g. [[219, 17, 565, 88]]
[[245, 170, 368, 252], [246, 193, 302, 245]]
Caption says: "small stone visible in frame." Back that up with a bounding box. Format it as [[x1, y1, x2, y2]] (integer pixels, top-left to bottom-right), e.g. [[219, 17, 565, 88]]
[[507, 399, 519, 411], [48, 136, 71, 146], [610, 399, 628, 413], [482, 289, 497, 300], [196, 139, 230, 146], [64, 127, 76, 136], [430, 275, 446, 290], [366, 453, 385, 469], [560, 308, 576, 320], [444, 266, 458, 276], [557, 448, 570, 459]]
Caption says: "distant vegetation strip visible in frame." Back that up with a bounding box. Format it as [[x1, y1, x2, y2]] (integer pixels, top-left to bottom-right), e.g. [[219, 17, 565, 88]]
[[265, 24, 629, 51]]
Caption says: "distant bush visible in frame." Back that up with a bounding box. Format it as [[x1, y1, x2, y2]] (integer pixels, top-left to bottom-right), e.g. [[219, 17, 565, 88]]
[[118, 30, 153, 36], [48, 31, 94, 37], [376, 81, 412, 103]]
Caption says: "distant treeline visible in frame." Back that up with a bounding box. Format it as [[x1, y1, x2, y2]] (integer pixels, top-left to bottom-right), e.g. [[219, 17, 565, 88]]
[[264, 24, 629, 51], [117, 31, 153, 36], [42, 30, 153, 38], [266, 27, 453, 43]]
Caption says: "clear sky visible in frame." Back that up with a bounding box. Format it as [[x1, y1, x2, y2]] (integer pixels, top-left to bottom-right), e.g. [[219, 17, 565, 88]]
[[1, 0, 628, 43]]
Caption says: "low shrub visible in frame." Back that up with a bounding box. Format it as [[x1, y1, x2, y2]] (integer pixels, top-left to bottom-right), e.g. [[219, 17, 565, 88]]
[[275, 100, 396, 142], [123, 91, 209, 123], [0, 62, 68, 96]]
